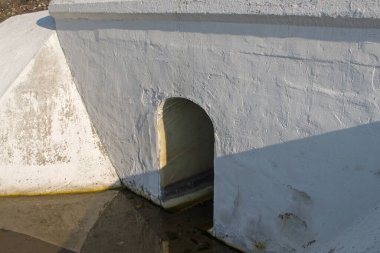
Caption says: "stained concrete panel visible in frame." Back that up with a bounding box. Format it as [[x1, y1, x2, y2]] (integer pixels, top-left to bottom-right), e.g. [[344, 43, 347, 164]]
[[0, 12, 121, 195]]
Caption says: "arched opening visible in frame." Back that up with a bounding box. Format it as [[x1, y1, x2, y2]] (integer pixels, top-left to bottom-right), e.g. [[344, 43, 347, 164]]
[[158, 98, 214, 210]]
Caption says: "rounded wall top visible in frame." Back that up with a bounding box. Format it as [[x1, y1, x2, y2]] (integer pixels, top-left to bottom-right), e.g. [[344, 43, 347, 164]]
[[49, 0, 380, 28], [50, 0, 379, 18]]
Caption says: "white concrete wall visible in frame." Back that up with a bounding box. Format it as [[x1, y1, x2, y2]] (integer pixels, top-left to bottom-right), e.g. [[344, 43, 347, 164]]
[[0, 11, 121, 195], [50, 1, 380, 252]]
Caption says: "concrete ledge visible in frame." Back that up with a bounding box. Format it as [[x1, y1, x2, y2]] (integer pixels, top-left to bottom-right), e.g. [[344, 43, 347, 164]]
[[49, 0, 380, 27]]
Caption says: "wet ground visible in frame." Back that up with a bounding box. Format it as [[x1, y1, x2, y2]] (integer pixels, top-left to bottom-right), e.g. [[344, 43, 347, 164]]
[[0, 190, 239, 253]]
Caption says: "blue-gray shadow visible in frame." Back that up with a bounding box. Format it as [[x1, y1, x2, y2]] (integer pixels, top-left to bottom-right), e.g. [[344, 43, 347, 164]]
[[36, 16, 56, 30], [213, 121, 380, 250], [53, 16, 380, 43]]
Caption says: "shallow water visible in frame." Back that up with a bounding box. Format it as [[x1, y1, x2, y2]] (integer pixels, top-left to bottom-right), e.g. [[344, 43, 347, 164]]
[[0, 190, 239, 253]]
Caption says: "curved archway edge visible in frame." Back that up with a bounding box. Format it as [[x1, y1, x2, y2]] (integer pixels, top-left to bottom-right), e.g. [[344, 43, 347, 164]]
[[157, 97, 215, 209]]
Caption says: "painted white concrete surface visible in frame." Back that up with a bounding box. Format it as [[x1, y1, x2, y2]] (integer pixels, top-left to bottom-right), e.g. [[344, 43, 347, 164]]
[[50, 1, 380, 252], [0, 12, 121, 195], [0, 11, 54, 98], [50, 0, 380, 20]]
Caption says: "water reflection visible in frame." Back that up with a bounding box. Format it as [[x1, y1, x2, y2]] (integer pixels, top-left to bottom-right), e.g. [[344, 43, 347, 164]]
[[0, 229, 74, 253], [81, 191, 238, 253], [0, 191, 118, 252], [0, 190, 239, 253]]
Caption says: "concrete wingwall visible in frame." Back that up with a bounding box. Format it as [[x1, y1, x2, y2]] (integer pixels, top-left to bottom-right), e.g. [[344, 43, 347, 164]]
[[0, 11, 121, 196], [50, 1, 380, 252]]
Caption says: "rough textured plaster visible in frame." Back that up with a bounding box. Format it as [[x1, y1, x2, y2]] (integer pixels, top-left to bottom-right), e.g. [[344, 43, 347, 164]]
[[0, 27, 121, 195], [50, 1, 380, 252]]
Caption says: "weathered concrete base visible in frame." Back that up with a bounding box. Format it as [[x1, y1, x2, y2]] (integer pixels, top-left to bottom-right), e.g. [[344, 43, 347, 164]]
[[0, 12, 121, 195]]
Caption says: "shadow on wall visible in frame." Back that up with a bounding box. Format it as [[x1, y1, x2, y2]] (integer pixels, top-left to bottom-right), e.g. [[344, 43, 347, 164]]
[[214, 121, 380, 251], [36, 16, 56, 30], [52, 17, 380, 43], [103, 120, 380, 252]]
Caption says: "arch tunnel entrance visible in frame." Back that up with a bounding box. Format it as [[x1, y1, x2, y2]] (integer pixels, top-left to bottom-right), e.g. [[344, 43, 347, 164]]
[[158, 98, 215, 210]]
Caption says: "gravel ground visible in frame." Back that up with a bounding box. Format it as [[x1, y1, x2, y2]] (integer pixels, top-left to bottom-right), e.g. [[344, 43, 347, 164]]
[[0, 0, 50, 22]]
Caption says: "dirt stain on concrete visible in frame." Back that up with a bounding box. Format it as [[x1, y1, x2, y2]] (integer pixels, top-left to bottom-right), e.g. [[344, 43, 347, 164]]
[[13, 40, 71, 166]]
